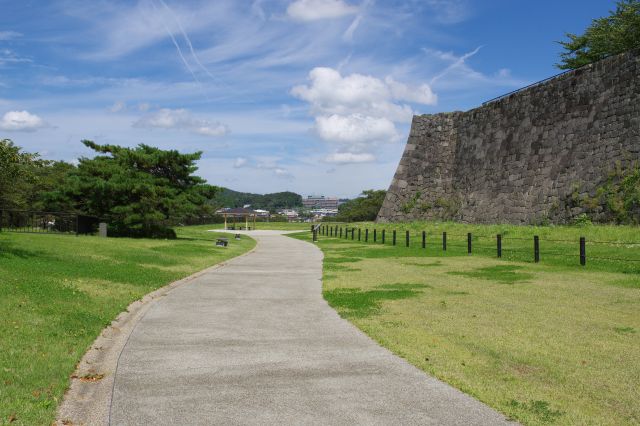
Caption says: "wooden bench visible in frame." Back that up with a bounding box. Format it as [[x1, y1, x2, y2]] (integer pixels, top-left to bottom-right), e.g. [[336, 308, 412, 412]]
[[216, 238, 229, 247]]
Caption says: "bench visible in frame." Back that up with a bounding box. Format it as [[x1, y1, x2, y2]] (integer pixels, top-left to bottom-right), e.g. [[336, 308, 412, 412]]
[[235, 234, 241, 240], [216, 238, 229, 247]]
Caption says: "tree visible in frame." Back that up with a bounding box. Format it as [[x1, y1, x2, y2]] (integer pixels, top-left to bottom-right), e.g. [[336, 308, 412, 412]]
[[557, 0, 640, 69], [51, 140, 218, 238], [335, 190, 386, 222], [0, 139, 43, 210]]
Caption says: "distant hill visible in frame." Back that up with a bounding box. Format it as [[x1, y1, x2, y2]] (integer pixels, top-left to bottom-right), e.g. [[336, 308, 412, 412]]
[[213, 188, 302, 211]]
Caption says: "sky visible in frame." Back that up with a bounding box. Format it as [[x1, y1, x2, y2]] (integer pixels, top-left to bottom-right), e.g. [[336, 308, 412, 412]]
[[0, 0, 617, 198]]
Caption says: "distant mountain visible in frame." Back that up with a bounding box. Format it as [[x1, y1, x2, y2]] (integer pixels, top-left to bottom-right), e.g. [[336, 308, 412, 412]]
[[213, 188, 302, 212]]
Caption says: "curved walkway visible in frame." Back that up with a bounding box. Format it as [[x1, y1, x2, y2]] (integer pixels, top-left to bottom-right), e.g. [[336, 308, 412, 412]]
[[110, 231, 511, 425]]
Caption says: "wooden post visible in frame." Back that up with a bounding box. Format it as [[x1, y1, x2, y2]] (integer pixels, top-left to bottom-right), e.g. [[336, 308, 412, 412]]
[[534, 235, 540, 263], [467, 233, 472, 255], [580, 237, 586, 266], [393, 230, 396, 246], [365, 229, 369, 242], [406, 230, 410, 247], [497, 234, 502, 258], [373, 229, 377, 243], [422, 231, 426, 249], [382, 229, 385, 244], [358, 228, 361, 241], [442, 232, 447, 251]]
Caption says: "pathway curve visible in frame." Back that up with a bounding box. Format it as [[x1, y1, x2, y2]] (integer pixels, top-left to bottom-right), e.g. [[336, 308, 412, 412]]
[[110, 230, 511, 425]]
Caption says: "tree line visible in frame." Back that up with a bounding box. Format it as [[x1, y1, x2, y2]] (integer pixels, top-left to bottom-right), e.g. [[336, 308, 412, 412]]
[[1, 139, 217, 238], [213, 188, 302, 211]]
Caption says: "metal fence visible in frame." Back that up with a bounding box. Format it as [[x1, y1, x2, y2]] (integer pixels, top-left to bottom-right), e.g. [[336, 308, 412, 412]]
[[0, 210, 99, 235]]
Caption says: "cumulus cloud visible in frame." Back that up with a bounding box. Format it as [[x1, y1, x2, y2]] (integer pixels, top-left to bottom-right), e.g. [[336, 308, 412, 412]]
[[133, 108, 228, 137], [287, 0, 358, 21], [0, 110, 48, 132], [315, 114, 400, 145], [325, 152, 375, 164], [291, 67, 436, 155]]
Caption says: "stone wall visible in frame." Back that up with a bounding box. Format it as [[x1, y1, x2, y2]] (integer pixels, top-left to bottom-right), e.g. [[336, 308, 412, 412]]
[[377, 49, 640, 224]]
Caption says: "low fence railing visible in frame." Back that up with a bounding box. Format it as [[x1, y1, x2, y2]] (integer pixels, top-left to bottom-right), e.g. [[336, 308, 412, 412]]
[[0, 210, 99, 235], [314, 224, 640, 269]]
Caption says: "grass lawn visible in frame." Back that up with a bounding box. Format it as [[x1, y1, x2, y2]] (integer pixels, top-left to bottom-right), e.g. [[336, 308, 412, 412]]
[[292, 223, 640, 425], [0, 225, 255, 425]]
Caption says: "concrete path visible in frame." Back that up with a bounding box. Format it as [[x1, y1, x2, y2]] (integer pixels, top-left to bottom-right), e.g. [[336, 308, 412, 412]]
[[110, 231, 511, 425]]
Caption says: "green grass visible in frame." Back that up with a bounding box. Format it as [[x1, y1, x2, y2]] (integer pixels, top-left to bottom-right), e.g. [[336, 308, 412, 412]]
[[0, 226, 255, 425], [318, 220, 640, 273], [292, 223, 640, 425]]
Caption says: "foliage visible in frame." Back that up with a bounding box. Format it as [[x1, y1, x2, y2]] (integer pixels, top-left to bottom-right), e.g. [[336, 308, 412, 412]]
[[557, 0, 640, 69], [336, 189, 386, 222], [213, 188, 302, 211], [50, 141, 217, 238], [0, 227, 255, 425], [575, 162, 640, 224], [0, 139, 44, 209]]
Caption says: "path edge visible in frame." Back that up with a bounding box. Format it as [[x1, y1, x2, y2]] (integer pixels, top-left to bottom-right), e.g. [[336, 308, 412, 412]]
[[54, 238, 259, 426]]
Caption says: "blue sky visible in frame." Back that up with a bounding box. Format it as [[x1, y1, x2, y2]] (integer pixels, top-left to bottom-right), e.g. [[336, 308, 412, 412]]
[[0, 0, 616, 197]]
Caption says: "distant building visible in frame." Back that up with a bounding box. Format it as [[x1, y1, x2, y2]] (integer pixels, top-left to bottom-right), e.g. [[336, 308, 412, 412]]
[[310, 208, 338, 218], [302, 195, 339, 210], [277, 209, 299, 219]]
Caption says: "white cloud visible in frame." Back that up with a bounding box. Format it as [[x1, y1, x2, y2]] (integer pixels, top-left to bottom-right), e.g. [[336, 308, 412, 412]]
[[0, 48, 32, 66], [233, 157, 248, 168], [291, 67, 434, 157], [109, 101, 126, 112], [0, 110, 48, 132], [273, 167, 292, 178], [133, 108, 229, 137], [385, 76, 437, 105], [316, 114, 400, 145], [287, 0, 358, 21], [291, 67, 435, 122], [325, 152, 375, 164]]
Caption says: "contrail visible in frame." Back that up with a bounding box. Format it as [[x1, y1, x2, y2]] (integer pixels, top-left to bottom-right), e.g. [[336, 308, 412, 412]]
[[157, 0, 220, 84], [430, 46, 483, 85], [149, 0, 204, 89]]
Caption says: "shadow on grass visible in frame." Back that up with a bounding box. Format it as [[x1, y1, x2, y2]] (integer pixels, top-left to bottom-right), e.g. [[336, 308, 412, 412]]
[[0, 240, 46, 259], [324, 282, 431, 318], [448, 265, 533, 284]]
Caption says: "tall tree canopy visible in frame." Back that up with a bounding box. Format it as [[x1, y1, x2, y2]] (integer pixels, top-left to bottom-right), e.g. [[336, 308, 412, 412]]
[[53, 140, 217, 238], [335, 190, 386, 222], [557, 0, 640, 69], [0, 139, 47, 210]]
